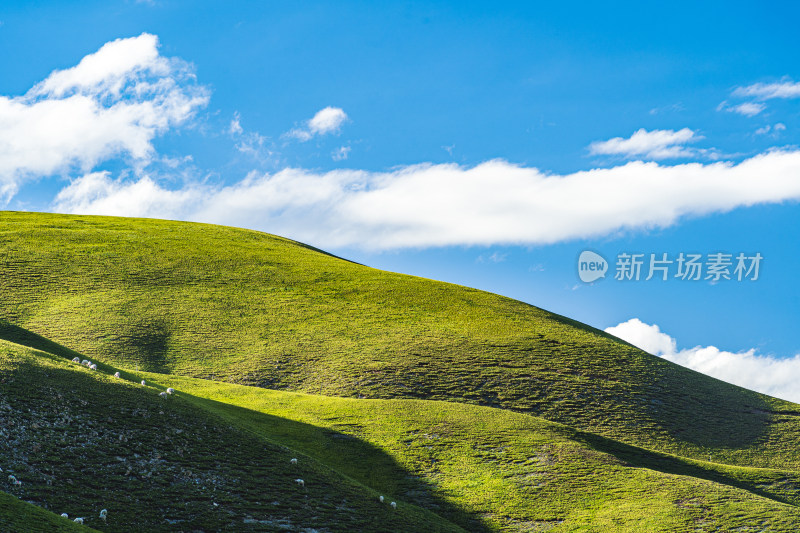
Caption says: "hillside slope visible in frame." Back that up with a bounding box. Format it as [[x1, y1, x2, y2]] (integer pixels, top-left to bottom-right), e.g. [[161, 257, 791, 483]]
[[3, 332, 800, 532], [0, 340, 463, 532], [1, 211, 799, 472]]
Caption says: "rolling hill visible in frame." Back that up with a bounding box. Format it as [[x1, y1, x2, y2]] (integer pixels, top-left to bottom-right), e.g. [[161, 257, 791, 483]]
[[1, 210, 800, 531]]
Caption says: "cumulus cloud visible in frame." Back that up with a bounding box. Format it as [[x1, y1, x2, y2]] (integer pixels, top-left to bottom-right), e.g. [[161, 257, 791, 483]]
[[52, 149, 800, 250], [589, 128, 701, 160], [0, 33, 208, 201], [606, 318, 800, 403], [286, 106, 348, 141]]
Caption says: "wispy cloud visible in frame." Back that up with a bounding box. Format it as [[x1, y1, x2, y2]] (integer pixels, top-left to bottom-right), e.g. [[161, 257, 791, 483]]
[[606, 318, 800, 403], [733, 80, 800, 100], [720, 78, 800, 117], [53, 149, 800, 250], [332, 146, 351, 161], [0, 33, 208, 202], [755, 123, 786, 137], [285, 106, 348, 142], [589, 128, 702, 160], [717, 101, 766, 117]]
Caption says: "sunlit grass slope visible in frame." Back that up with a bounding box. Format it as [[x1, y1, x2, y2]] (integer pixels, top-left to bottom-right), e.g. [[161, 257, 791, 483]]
[[143, 372, 800, 533], [0, 340, 463, 533], [2, 211, 800, 472]]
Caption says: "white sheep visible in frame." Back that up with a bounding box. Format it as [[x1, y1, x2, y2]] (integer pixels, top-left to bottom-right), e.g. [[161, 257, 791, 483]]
[[60, 513, 68, 518], [99, 509, 107, 521], [166, 387, 175, 394], [81, 360, 90, 366], [390, 501, 396, 509], [74, 517, 84, 524], [7, 474, 17, 484], [141, 380, 146, 386], [290, 458, 297, 465], [89, 364, 97, 370], [72, 357, 80, 363], [159, 392, 168, 398], [295, 478, 304, 487], [114, 372, 120, 378], [379, 495, 384, 503]]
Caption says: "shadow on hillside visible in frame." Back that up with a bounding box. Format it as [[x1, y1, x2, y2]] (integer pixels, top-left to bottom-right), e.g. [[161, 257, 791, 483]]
[[0, 320, 85, 360], [175, 391, 492, 532], [571, 428, 800, 507]]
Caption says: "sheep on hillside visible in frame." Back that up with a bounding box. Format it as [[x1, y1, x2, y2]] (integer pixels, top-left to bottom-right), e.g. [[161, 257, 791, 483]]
[[166, 387, 175, 394], [72, 357, 80, 363], [295, 478, 304, 487], [390, 501, 397, 509], [114, 372, 120, 378], [290, 458, 297, 465], [159, 392, 168, 398], [60, 513, 68, 518], [141, 380, 146, 386], [81, 360, 90, 366], [379, 495, 384, 503], [74, 517, 84, 524], [99, 509, 108, 521], [89, 364, 97, 370]]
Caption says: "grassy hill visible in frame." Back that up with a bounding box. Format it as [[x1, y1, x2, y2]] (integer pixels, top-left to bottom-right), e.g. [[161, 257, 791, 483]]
[[3, 334, 800, 531], [2, 211, 800, 530], [0, 340, 464, 532], [2, 212, 800, 469]]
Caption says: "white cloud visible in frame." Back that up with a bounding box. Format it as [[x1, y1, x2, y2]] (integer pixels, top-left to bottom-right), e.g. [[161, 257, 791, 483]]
[[286, 106, 348, 141], [733, 80, 800, 100], [606, 318, 800, 403], [332, 146, 351, 161], [728, 102, 765, 117], [589, 128, 701, 160], [53, 171, 205, 218], [476, 251, 508, 263], [755, 123, 787, 136], [0, 33, 208, 201], [52, 149, 800, 250]]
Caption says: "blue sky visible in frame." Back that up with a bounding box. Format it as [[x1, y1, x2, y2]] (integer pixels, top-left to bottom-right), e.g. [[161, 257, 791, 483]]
[[2, 1, 800, 399]]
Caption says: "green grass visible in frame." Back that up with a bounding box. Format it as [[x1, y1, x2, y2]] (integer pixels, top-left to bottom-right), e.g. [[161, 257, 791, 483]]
[[3, 334, 800, 531], [0, 490, 97, 532], [0, 341, 464, 532], [3, 211, 800, 530], [139, 371, 800, 532]]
